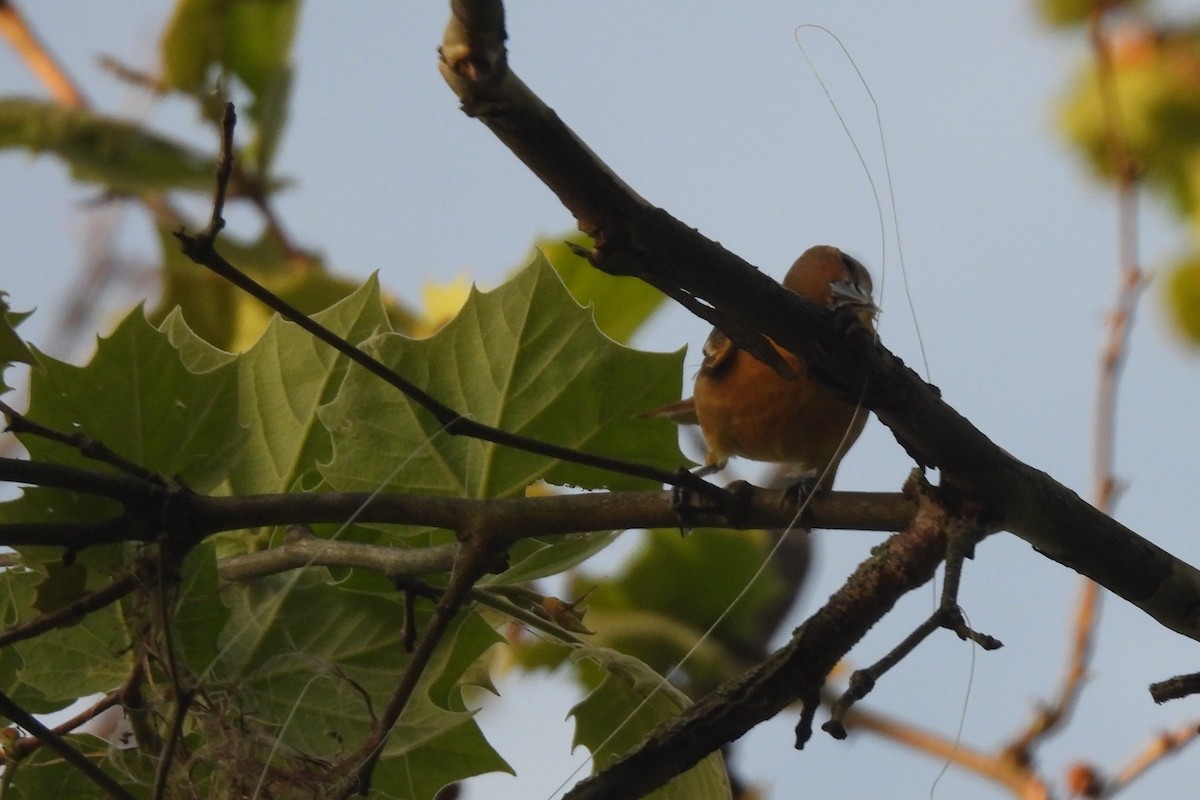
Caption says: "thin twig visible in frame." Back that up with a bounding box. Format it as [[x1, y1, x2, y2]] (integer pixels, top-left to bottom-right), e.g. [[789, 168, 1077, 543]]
[[97, 55, 166, 93], [824, 514, 1000, 737], [150, 542, 194, 800], [9, 691, 121, 758], [0, 573, 138, 649], [203, 103, 237, 238], [8, 658, 149, 760], [840, 700, 1048, 799], [152, 686, 194, 800], [1008, 6, 1149, 760], [1089, 0, 1145, 520], [1101, 721, 1200, 797], [1, 399, 169, 486], [334, 530, 502, 797]]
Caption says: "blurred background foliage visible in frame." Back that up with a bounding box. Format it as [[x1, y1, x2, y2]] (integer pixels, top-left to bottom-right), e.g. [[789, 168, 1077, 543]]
[[1038, 0, 1200, 344]]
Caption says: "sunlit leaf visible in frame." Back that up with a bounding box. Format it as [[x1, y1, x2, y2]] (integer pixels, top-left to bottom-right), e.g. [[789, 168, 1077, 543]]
[[153, 225, 418, 352], [20, 309, 244, 495], [538, 233, 669, 345], [227, 276, 393, 500], [320, 253, 686, 502]]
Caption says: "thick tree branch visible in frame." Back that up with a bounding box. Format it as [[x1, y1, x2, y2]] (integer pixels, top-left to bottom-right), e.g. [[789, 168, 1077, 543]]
[[0, 457, 913, 549], [0, 456, 160, 506], [437, 0, 1200, 644]]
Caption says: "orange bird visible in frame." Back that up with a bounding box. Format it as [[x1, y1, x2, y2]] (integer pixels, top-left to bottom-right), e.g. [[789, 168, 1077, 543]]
[[654, 245, 877, 489]]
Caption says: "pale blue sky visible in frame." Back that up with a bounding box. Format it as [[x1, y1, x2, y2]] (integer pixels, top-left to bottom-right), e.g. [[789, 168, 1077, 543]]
[[2, 4, 1199, 799]]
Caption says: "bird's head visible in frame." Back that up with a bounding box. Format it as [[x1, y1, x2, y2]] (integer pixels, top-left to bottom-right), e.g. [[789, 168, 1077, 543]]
[[784, 245, 878, 327]]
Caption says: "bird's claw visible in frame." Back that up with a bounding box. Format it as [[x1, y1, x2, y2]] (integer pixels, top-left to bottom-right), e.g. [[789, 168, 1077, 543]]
[[670, 464, 734, 534], [671, 468, 704, 534], [782, 472, 822, 510]]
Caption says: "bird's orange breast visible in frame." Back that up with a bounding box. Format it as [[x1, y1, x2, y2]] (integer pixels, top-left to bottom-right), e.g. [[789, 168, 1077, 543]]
[[692, 340, 867, 479]]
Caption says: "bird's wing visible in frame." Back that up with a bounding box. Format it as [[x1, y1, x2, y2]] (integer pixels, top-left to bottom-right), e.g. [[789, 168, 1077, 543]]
[[700, 327, 737, 374]]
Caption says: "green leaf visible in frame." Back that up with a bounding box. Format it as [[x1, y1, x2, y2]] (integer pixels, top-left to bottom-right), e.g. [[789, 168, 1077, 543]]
[[159, 307, 238, 373], [371, 704, 514, 799], [246, 63, 292, 174], [485, 528, 621, 586], [537, 233, 668, 344], [204, 572, 507, 788], [161, 0, 226, 92], [174, 541, 231, 671], [226, 0, 300, 97], [1, 739, 155, 799], [0, 568, 57, 713], [0, 98, 218, 193], [21, 308, 244, 494], [591, 529, 785, 649], [228, 276, 393, 500], [0, 306, 244, 572], [14, 600, 132, 703], [30, 561, 87, 615], [161, 0, 299, 168], [0, 291, 36, 394], [163, 0, 299, 96], [569, 646, 731, 800], [513, 529, 787, 697], [319, 254, 686, 501], [372, 608, 513, 798]]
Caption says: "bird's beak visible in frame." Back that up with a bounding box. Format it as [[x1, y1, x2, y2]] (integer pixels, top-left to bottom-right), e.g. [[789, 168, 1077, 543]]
[[829, 280, 879, 316]]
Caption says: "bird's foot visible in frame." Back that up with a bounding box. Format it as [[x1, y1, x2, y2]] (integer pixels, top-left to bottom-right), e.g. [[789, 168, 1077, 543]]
[[781, 470, 823, 510], [670, 468, 703, 535], [670, 463, 733, 534]]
